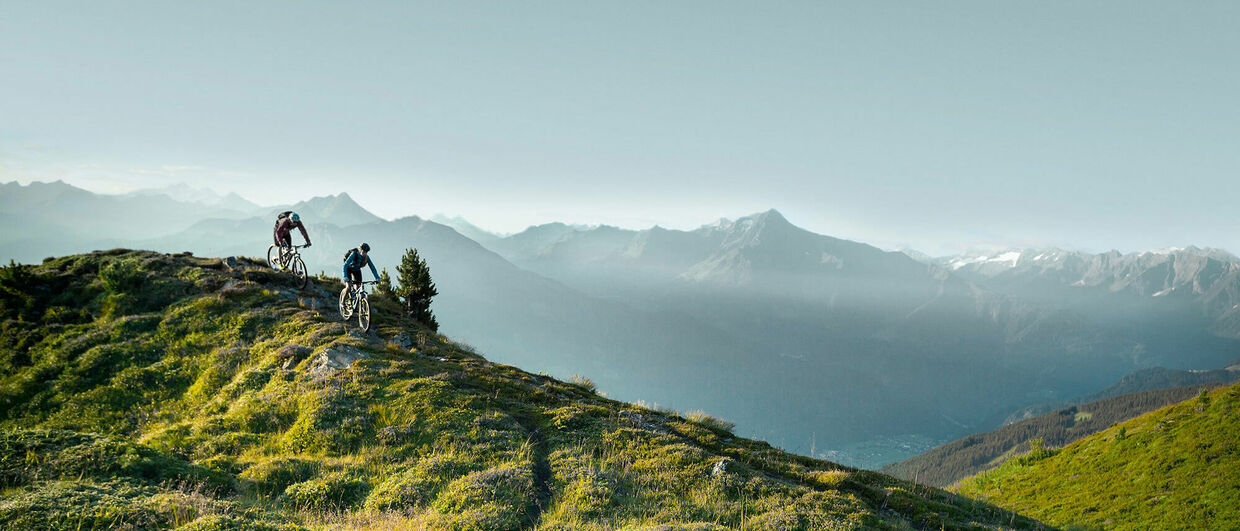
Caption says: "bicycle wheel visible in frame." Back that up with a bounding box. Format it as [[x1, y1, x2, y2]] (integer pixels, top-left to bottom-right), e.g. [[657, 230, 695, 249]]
[[291, 256, 308, 289], [266, 245, 281, 270], [339, 287, 353, 319], [358, 296, 371, 332]]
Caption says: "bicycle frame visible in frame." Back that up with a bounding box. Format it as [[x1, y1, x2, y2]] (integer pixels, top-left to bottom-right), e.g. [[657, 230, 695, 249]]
[[339, 280, 378, 331], [267, 244, 310, 289], [278, 244, 306, 267]]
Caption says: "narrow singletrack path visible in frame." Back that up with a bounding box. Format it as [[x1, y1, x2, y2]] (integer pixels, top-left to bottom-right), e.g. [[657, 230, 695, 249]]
[[512, 411, 554, 529]]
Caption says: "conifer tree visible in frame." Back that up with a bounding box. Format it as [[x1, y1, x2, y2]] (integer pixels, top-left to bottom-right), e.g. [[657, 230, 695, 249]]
[[376, 268, 395, 300], [395, 248, 438, 331]]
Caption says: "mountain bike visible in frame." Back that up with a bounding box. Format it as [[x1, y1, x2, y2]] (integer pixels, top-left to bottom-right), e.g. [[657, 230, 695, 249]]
[[339, 280, 377, 332], [266, 244, 308, 289]]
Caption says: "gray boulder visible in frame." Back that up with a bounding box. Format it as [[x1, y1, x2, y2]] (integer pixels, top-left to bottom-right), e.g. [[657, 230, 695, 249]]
[[306, 344, 369, 378]]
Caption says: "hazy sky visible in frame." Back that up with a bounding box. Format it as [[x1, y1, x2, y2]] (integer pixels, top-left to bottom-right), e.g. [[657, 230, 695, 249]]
[[2, 1, 1237, 255]]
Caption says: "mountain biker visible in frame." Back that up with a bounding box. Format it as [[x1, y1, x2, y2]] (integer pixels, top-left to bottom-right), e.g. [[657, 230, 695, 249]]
[[273, 211, 312, 252], [343, 243, 379, 290]]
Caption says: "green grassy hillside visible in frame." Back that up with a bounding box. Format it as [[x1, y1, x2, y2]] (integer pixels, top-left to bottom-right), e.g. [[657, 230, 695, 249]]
[[881, 383, 1230, 487], [955, 383, 1240, 530], [0, 250, 1049, 530]]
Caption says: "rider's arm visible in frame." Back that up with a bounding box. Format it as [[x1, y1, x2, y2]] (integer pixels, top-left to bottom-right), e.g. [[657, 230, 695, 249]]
[[297, 223, 310, 245], [367, 257, 379, 280]]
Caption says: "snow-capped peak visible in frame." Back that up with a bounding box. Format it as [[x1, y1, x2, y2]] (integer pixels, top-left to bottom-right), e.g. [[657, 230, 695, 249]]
[[947, 250, 1023, 270], [1147, 247, 1185, 256]]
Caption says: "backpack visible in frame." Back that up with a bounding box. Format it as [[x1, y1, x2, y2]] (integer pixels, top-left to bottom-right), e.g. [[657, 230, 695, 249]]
[[343, 248, 359, 264], [274, 211, 294, 232]]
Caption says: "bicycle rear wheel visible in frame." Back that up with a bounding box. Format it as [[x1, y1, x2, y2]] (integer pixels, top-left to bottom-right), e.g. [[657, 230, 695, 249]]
[[338, 287, 353, 319], [266, 245, 281, 270], [358, 296, 371, 332], [291, 256, 308, 289]]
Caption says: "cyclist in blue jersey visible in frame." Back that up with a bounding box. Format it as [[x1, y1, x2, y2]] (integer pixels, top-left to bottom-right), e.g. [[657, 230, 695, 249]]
[[343, 243, 379, 290]]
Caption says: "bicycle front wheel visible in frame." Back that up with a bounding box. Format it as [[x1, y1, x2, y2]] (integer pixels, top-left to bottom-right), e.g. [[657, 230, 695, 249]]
[[358, 296, 371, 332], [266, 245, 281, 270], [338, 287, 353, 319], [292, 257, 308, 289]]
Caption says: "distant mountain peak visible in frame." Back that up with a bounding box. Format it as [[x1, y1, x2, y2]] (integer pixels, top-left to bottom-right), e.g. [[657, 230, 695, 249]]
[[699, 208, 796, 236], [7, 179, 83, 192], [282, 192, 382, 227], [431, 214, 503, 242], [126, 182, 224, 205], [758, 207, 786, 219]]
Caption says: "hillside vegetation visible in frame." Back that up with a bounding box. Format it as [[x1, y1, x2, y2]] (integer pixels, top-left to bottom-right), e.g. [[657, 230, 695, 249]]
[[881, 383, 1231, 487], [1073, 366, 1238, 404], [954, 383, 1240, 530], [0, 250, 1049, 530]]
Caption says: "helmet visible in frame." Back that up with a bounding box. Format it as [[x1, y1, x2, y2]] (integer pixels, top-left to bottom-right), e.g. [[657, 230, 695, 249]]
[[290, 213, 300, 223], [360, 243, 371, 253]]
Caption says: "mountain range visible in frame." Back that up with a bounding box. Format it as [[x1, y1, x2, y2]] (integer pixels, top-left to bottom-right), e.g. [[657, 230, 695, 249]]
[[446, 210, 1240, 464], [125, 183, 263, 212], [940, 247, 1240, 359], [3, 180, 1239, 468]]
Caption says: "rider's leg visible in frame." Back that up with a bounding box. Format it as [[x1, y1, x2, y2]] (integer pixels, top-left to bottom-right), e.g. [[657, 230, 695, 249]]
[[347, 268, 363, 300], [279, 234, 293, 266]]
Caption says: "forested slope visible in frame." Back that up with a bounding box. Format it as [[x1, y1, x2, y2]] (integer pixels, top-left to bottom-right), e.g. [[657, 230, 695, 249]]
[[955, 383, 1240, 530], [881, 383, 1231, 487]]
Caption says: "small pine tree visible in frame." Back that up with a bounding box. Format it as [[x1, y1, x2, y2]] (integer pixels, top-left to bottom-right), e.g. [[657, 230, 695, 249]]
[[376, 268, 395, 300], [395, 248, 439, 331]]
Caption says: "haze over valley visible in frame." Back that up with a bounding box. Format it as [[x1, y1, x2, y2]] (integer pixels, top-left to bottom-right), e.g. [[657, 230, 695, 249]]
[[6, 179, 1237, 468]]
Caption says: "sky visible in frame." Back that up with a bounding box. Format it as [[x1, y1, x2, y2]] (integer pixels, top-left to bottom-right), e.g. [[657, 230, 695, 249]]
[[2, 1, 1238, 256]]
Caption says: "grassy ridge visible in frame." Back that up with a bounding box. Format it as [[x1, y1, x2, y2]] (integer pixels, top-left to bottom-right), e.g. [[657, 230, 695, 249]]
[[0, 250, 1050, 529], [881, 383, 1231, 487], [954, 384, 1240, 530]]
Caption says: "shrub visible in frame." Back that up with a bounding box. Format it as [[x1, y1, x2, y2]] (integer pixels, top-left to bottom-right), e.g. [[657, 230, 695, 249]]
[[685, 410, 736, 434], [0, 260, 38, 320], [1016, 438, 1057, 465], [239, 458, 321, 495], [806, 469, 849, 489], [100, 259, 145, 294], [281, 473, 369, 511], [0, 430, 231, 493], [364, 453, 480, 511], [568, 375, 597, 394], [432, 464, 535, 530], [556, 470, 616, 519], [0, 479, 165, 531]]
